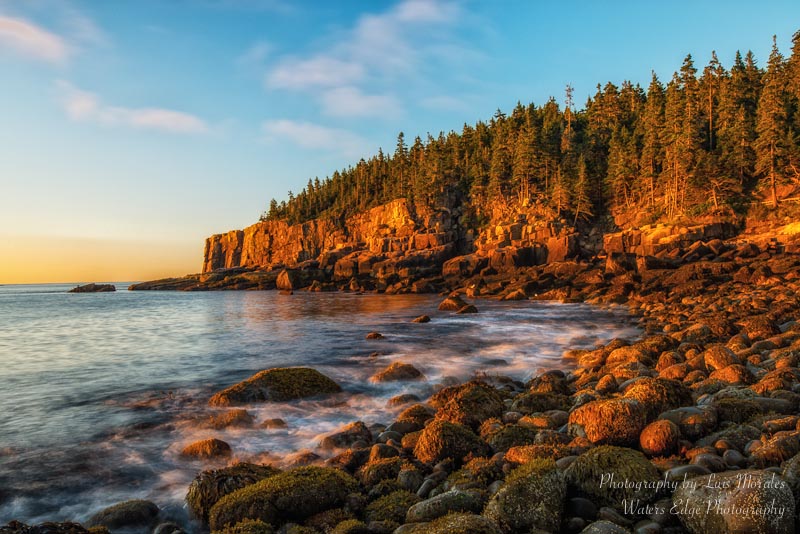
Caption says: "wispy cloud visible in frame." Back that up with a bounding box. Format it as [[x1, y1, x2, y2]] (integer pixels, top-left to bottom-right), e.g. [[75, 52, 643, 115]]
[[320, 86, 400, 118], [267, 56, 365, 90], [0, 15, 69, 64], [264, 0, 463, 119], [262, 119, 368, 158], [58, 81, 209, 134]]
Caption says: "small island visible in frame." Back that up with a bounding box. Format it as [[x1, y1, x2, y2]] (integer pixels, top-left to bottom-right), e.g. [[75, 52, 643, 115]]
[[68, 283, 116, 293]]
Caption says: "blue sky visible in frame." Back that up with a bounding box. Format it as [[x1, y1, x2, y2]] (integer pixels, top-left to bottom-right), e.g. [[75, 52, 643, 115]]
[[1, 0, 798, 282]]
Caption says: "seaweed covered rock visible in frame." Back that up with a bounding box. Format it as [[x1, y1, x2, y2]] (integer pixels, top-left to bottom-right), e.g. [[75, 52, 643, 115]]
[[208, 466, 358, 530], [318, 421, 372, 450], [564, 446, 661, 511], [622, 377, 693, 421], [211, 519, 274, 534], [203, 409, 255, 430], [483, 458, 566, 533], [401, 513, 502, 534], [181, 438, 232, 459], [431, 381, 505, 429], [673, 469, 795, 533], [413, 420, 489, 465], [0, 523, 94, 534], [87, 500, 159, 530], [568, 398, 646, 446], [330, 520, 369, 534], [364, 490, 420, 523], [509, 392, 572, 414], [187, 463, 280, 522], [209, 368, 341, 407], [370, 362, 424, 382], [484, 424, 538, 453]]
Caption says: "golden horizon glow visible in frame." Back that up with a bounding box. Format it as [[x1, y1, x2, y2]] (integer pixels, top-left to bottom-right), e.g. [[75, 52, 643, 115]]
[[0, 235, 200, 284]]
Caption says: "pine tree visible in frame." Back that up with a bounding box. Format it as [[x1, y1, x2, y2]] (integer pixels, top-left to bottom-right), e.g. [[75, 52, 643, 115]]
[[573, 155, 594, 223], [755, 36, 790, 209], [640, 72, 665, 209]]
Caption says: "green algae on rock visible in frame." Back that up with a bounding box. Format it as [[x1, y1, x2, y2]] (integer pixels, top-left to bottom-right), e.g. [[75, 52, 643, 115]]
[[187, 463, 280, 522], [483, 458, 566, 533], [209, 367, 341, 406], [564, 446, 661, 511], [208, 466, 358, 530]]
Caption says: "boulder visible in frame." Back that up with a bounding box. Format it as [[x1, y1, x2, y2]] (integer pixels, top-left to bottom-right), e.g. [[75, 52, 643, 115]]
[[186, 463, 280, 522], [431, 381, 505, 430], [87, 500, 159, 530], [209, 367, 341, 406], [639, 419, 681, 458], [181, 438, 232, 459], [438, 295, 468, 311], [413, 420, 489, 465], [208, 466, 358, 530], [568, 398, 647, 446], [371, 362, 424, 382], [319, 421, 373, 450], [405, 490, 482, 523], [564, 446, 661, 511], [483, 458, 566, 532]]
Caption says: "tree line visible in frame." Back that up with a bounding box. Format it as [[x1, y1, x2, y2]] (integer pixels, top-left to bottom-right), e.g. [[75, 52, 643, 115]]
[[263, 32, 800, 228]]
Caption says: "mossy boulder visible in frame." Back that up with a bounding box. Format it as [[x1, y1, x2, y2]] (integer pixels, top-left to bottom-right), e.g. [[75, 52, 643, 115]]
[[509, 392, 572, 414], [87, 500, 160, 530], [446, 457, 504, 491], [209, 368, 341, 406], [568, 398, 646, 446], [622, 377, 693, 421], [564, 446, 661, 511], [208, 466, 358, 530], [319, 421, 372, 450], [413, 420, 490, 465], [181, 438, 233, 459], [187, 463, 281, 522], [330, 519, 370, 534], [431, 381, 505, 429], [397, 404, 436, 428], [357, 457, 404, 487], [211, 519, 274, 534], [365, 490, 420, 523], [416, 513, 503, 534], [673, 469, 794, 533], [371, 362, 424, 382], [484, 424, 538, 453], [203, 409, 255, 430], [483, 458, 566, 533]]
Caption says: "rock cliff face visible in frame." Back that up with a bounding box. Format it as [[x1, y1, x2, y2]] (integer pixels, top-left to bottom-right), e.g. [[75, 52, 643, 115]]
[[202, 199, 466, 276]]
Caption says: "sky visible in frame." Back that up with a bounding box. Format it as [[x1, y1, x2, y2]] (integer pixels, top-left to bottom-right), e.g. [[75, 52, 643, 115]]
[[1, 0, 798, 283]]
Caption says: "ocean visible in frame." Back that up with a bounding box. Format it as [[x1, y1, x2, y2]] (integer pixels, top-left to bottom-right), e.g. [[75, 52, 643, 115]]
[[0, 283, 640, 526]]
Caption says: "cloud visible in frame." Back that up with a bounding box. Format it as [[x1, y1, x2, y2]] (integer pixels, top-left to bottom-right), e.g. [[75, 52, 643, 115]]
[[263, 0, 464, 118], [58, 81, 209, 134], [321, 86, 400, 118], [262, 119, 367, 157], [62, 7, 108, 47], [267, 56, 365, 90], [393, 0, 458, 22], [0, 15, 70, 63]]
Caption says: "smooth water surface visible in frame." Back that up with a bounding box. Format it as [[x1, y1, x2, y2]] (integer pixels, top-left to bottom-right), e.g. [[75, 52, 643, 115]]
[[0, 284, 640, 525]]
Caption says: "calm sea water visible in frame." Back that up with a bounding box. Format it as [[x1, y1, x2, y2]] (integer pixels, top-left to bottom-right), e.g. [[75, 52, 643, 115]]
[[0, 283, 640, 526]]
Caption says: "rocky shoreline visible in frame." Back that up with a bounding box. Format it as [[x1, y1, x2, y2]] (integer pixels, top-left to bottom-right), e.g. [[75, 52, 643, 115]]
[[6, 230, 800, 534]]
